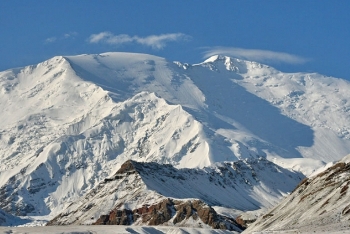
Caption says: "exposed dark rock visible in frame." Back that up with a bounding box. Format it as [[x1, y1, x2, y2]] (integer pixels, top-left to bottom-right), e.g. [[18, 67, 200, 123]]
[[94, 209, 134, 225], [138, 198, 174, 225], [116, 160, 137, 174], [89, 198, 244, 231]]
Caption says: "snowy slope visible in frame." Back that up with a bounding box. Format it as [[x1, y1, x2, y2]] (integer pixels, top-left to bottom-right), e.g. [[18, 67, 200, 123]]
[[223, 56, 350, 163], [0, 52, 350, 219], [244, 154, 350, 233], [65, 53, 350, 165], [0, 208, 29, 226], [191, 56, 350, 165], [0, 55, 210, 216], [0, 91, 208, 216]]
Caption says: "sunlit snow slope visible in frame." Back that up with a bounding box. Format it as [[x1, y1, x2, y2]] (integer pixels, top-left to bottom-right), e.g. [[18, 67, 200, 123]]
[[0, 52, 349, 217]]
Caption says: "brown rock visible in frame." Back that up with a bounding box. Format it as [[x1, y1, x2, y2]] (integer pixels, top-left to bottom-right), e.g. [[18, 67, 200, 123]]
[[90, 198, 244, 231], [116, 160, 136, 174], [235, 215, 256, 228], [94, 209, 133, 225], [140, 198, 174, 225]]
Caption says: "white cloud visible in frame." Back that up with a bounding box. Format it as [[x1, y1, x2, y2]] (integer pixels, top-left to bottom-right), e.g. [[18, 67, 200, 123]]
[[45, 37, 57, 43], [203, 47, 309, 64], [88, 32, 114, 43], [45, 32, 78, 44], [88, 32, 190, 49], [135, 34, 190, 49], [63, 32, 78, 39]]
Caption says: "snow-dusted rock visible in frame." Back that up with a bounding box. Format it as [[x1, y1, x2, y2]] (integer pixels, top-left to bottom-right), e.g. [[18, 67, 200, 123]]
[[244, 154, 350, 233], [47, 158, 302, 231]]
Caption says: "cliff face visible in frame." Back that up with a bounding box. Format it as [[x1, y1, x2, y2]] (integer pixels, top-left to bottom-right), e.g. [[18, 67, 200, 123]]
[[244, 155, 350, 233], [92, 198, 243, 231]]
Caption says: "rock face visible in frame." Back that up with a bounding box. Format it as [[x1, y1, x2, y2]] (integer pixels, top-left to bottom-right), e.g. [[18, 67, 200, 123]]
[[235, 215, 256, 229], [47, 159, 303, 231], [244, 154, 350, 233], [91, 198, 243, 231]]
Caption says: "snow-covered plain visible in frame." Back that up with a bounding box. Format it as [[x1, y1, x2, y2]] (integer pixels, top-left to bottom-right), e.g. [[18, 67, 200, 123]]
[[1, 52, 350, 230]]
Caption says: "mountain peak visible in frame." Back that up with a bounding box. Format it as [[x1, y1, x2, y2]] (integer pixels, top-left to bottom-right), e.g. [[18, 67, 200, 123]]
[[115, 160, 137, 174], [203, 55, 230, 63], [202, 55, 243, 66], [200, 55, 261, 73]]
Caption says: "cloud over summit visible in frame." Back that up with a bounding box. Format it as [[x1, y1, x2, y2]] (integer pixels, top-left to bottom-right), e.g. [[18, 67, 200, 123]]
[[203, 47, 309, 64]]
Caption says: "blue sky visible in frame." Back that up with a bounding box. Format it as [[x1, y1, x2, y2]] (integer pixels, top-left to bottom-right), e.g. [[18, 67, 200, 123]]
[[1, 1, 350, 80]]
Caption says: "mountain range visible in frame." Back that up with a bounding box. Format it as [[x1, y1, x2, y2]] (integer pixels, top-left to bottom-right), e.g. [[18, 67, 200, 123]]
[[0, 52, 350, 231]]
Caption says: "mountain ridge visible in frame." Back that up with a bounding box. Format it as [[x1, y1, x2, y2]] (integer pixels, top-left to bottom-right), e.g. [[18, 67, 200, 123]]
[[46, 158, 303, 231], [0, 52, 350, 227]]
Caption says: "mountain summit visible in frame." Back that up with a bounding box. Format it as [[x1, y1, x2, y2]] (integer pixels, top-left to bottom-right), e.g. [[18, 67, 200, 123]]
[[0, 52, 349, 227]]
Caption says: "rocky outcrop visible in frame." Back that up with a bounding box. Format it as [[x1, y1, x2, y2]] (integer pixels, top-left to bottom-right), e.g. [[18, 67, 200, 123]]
[[92, 198, 243, 231], [94, 209, 134, 225], [235, 215, 256, 229]]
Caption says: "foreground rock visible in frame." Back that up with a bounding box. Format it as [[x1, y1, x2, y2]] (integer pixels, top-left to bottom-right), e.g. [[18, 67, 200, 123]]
[[47, 159, 303, 231], [94, 198, 244, 230]]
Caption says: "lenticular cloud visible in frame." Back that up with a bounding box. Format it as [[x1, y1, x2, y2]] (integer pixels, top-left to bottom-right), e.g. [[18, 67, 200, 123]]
[[203, 46, 309, 64]]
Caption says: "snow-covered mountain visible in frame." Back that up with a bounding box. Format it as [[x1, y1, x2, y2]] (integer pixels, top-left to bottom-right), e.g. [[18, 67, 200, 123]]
[[0, 52, 350, 225], [244, 154, 350, 233]]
